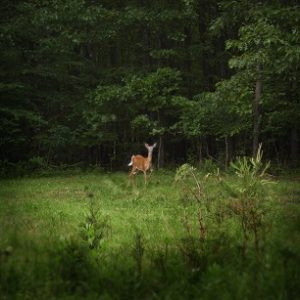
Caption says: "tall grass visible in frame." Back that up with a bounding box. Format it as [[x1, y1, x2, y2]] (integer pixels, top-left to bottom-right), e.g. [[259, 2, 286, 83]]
[[0, 167, 299, 299]]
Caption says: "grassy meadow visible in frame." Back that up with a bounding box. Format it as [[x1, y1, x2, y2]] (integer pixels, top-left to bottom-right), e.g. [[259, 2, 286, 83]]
[[0, 168, 300, 299]]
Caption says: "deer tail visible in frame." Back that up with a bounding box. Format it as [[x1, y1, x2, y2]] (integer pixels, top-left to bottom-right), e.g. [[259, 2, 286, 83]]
[[128, 155, 134, 166]]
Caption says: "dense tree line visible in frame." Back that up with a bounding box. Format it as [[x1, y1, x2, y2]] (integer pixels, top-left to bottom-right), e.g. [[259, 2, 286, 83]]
[[1, 0, 299, 172]]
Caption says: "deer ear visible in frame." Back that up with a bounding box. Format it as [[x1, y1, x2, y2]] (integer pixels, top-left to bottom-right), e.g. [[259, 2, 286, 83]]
[[145, 143, 149, 149], [153, 143, 157, 148]]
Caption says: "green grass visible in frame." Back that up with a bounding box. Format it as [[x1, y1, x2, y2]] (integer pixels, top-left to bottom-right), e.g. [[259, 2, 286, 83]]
[[0, 170, 299, 299]]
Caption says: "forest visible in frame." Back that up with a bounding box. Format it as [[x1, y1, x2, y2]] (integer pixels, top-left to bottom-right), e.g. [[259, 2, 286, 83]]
[[1, 0, 299, 173], [1, 1, 300, 300]]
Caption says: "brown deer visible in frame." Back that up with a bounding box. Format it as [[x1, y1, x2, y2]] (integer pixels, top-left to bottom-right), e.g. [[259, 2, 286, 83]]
[[128, 143, 157, 185]]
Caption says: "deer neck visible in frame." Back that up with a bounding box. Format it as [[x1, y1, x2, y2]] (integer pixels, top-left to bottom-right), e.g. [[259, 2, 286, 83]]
[[147, 150, 153, 162]]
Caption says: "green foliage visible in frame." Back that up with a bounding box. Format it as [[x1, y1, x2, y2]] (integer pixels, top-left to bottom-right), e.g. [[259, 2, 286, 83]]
[[1, 0, 299, 171], [202, 159, 220, 174], [27, 156, 48, 171], [223, 144, 271, 254], [86, 67, 189, 147], [230, 144, 270, 185], [79, 195, 111, 251]]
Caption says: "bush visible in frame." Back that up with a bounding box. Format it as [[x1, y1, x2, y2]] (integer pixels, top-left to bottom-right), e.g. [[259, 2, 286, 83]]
[[27, 156, 48, 171], [201, 159, 219, 173]]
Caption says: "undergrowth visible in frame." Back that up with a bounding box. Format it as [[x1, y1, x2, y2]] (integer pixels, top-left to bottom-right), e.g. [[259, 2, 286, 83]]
[[0, 161, 299, 299]]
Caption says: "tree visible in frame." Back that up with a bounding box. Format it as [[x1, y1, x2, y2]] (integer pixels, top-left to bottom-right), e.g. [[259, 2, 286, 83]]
[[225, 2, 300, 160]]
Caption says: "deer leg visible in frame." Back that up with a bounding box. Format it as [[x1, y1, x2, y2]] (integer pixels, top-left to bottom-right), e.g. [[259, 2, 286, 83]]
[[148, 168, 153, 181], [129, 167, 137, 186], [143, 171, 147, 185]]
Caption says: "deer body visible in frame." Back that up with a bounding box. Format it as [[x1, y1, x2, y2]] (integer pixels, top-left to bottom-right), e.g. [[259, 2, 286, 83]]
[[128, 143, 157, 185]]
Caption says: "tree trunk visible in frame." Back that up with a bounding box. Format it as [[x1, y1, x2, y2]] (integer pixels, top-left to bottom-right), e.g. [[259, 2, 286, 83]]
[[290, 127, 299, 164], [252, 65, 262, 157], [142, 25, 151, 68], [184, 26, 192, 98], [198, 137, 203, 167], [225, 136, 229, 168], [110, 46, 117, 67], [157, 136, 164, 169], [205, 137, 210, 158]]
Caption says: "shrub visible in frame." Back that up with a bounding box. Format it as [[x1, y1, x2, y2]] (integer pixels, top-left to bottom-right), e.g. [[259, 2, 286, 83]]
[[222, 144, 271, 256]]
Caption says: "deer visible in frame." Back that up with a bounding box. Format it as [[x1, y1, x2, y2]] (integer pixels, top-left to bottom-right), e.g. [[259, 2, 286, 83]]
[[128, 143, 157, 185]]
